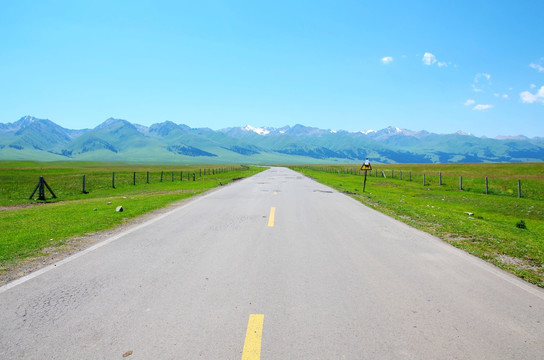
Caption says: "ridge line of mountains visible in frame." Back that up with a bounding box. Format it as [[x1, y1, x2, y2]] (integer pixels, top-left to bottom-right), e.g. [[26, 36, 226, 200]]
[[1, 116, 543, 164]]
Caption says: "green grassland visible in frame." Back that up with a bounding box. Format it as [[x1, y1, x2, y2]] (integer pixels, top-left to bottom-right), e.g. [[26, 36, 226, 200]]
[[291, 163, 544, 287], [0, 161, 265, 274]]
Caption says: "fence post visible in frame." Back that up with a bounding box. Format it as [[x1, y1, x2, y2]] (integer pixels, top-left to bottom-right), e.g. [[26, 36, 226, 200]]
[[82, 175, 88, 194], [172, 171, 174, 182], [112, 172, 115, 189], [29, 176, 56, 201], [160, 171, 163, 182], [518, 180, 521, 198], [400, 171, 402, 180], [193, 173, 195, 181], [423, 173, 426, 186], [147, 171, 149, 184], [133, 172, 136, 185], [409, 171, 412, 181], [459, 176, 463, 190], [485, 177, 488, 195], [439, 172, 442, 185]]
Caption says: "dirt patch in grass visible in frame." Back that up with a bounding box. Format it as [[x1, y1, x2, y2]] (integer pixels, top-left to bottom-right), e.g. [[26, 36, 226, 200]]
[[497, 254, 543, 273]]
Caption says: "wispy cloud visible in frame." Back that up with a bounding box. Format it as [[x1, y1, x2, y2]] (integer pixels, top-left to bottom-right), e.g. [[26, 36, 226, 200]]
[[381, 56, 393, 64], [520, 86, 544, 104], [473, 73, 491, 92], [529, 58, 544, 72], [464, 99, 475, 106], [473, 104, 493, 111], [422, 52, 437, 66]]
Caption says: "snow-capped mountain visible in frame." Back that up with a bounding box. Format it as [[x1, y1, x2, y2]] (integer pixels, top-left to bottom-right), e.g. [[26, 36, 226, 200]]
[[1, 116, 543, 164]]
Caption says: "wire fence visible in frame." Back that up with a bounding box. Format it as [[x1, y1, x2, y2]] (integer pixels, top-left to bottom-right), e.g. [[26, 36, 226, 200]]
[[294, 165, 544, 201], [1, 165, 250, 204]]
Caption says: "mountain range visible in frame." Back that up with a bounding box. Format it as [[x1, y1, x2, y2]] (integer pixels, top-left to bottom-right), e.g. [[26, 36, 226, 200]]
[[1, 116, 543, 164]]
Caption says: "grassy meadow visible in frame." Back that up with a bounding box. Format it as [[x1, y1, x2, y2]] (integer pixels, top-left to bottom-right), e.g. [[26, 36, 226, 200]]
[[291, 163, 544, 287], [0, 161, 265, 274]]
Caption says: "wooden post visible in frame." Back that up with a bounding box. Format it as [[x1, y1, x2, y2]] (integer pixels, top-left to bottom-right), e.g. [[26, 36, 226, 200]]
[[518, 180, 521, 198], [180, 171, 183, 181], [485, 177, 488, 195], [147, 171, 149, 184], [160, 171, 163, 182], [172, 171, 174, 182], [112, 172, 115, 189], [82, 175, 88, 194], [400, 171, 402, 180], [29, 176, 56, 201], [193, 173, 195, 181], [409, 171, 412, 181], [39, 178, 45, 200], [423, 173, 426, 186], [133, 172, 136, 185], [439, 172, 442, 185], [459, 176, 463, 190]]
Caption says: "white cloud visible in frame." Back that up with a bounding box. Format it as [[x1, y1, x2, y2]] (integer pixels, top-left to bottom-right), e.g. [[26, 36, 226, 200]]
[[381, 56, 393, 64], [530, 84, 537, 89], [472, 73, 491, 92], [473, 104, 493, 111], [422, 52, 437, 65], [437, 61, 448, 67], [464, 99, 476, 106], [520, 86, 544, 104], [530, 62, 544, 72], [475, 73, 491, 82], [472, 84, 484, 92], [503, 94, 509, 99]]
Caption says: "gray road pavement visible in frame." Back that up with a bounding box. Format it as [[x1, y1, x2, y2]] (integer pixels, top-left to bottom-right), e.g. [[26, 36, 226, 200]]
[[1, 167, 543, 359]]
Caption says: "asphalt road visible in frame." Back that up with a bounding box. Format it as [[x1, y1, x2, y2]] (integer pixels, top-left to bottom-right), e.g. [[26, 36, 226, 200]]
[[1, 167, 543, 359]]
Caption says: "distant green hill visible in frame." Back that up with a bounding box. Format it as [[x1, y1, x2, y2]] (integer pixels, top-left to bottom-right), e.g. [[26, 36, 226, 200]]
[[1, 116, 543, 164]]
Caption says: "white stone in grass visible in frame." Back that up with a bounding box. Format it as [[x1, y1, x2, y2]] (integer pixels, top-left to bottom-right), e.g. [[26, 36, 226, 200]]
[[116, 206, 124, 212]]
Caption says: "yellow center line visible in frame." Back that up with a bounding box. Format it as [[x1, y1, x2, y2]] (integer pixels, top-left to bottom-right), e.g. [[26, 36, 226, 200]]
[[268, 207, 276, 227], [242, 314, 265, 360]]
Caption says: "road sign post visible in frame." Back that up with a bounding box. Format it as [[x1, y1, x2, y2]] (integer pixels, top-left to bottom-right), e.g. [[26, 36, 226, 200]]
[[360, 159, 372, 193]]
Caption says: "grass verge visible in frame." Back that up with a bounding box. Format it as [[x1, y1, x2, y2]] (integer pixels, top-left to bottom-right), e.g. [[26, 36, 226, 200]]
[[291, 164, 544, 287]]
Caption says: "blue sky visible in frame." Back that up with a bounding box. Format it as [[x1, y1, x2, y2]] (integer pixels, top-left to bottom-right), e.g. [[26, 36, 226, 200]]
[[1, 1, 543, 137]]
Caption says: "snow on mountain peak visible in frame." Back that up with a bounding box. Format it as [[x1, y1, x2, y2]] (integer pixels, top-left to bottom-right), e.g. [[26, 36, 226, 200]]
[[243, 125, 270, 135]]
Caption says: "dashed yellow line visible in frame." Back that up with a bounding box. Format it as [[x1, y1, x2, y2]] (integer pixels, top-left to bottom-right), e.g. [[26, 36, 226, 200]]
[[242, 314, 264, 360], [268, 207, 276, 227]]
